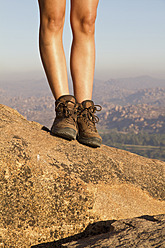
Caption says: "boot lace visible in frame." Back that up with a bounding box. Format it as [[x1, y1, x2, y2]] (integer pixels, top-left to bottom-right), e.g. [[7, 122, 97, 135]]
[[78, 105, 102, 131], [56, 100, 77, 123]]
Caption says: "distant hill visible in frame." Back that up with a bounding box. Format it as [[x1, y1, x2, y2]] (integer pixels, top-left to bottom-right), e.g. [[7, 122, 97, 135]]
[[0, 78, 51, 97], [95, 75, 165, 90], [0, 77, 73, 97], [124, 88, 165, 106], [0, 75, 165, 130], [93, 76, 165, 105], [98, 104, 165, 134], [1, 75, 165, 97]]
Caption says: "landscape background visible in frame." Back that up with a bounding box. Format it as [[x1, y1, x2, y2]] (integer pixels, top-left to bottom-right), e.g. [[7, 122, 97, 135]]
[[1, 75, 165, 161], [1, 0, 165, 160]]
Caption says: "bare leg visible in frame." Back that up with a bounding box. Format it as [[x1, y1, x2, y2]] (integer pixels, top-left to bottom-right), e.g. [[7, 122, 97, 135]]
[[70, 0, 99, 103], [38, 0, 69, 99]]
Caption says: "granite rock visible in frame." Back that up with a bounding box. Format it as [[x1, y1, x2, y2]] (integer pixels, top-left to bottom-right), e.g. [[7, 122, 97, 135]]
[[33, 214, 165, 247], [0, 104, 164, 247]]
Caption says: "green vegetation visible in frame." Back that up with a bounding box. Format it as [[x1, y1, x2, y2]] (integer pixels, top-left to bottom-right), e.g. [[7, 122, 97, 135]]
[[101, 131, 165, 161]]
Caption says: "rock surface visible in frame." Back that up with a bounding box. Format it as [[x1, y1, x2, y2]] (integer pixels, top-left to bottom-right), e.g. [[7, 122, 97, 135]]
[[32, 214, 165, 248], [0, 104, 165, 247]]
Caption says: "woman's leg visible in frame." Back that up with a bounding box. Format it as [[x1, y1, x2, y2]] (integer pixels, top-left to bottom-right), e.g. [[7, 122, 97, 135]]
[[70, 0, 99, 103], [38, 0, 69, 99], [70, 0, 102, 147]]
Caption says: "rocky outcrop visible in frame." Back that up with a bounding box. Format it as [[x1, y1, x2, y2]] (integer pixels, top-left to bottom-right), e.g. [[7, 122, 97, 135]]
[[32, 214, 165, 247], [0, 104, 164, 247]]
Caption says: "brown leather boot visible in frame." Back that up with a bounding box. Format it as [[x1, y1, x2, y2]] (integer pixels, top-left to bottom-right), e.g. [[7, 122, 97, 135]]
[[51, 95, 78, 140], [77, 100, 102, 147]]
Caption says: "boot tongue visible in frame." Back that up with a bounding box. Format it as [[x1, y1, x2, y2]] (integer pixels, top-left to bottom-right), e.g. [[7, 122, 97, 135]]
[[58, 95, 76, 104], [82, 100, 94, 109], [55, 95, 77, 113]]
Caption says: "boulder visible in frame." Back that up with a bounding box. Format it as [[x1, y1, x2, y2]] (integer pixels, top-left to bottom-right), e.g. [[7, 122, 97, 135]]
[[0, 104, 164, 247], [32, 214, 165, 247]]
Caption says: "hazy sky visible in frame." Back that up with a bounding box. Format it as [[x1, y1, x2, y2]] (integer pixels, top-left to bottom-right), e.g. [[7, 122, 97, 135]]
[[0, 0, 165, 82]]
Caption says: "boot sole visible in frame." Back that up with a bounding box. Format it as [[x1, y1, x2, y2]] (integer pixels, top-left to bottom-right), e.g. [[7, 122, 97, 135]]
[[77, 136, 102, 148], [51, 127, 77, 141]]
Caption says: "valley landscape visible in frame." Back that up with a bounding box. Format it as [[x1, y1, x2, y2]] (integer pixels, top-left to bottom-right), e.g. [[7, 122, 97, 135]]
[[0, 75, 165, 161]]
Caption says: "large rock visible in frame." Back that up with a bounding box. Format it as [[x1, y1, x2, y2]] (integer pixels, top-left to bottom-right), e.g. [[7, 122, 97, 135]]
[[32, 214, 165, 247], [0, 104, 164, 247]]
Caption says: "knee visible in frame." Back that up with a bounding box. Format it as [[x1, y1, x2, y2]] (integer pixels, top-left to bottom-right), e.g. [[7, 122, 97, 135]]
[[71, 12, 97, 35], [41, 12, 65, 33], [47, 14, 65, 32], [82, 14, 96, 34]]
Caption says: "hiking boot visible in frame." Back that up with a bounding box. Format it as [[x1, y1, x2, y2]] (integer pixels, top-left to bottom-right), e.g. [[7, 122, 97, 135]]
[[77, 100, 102, 147], [51, 95, 78, 140]]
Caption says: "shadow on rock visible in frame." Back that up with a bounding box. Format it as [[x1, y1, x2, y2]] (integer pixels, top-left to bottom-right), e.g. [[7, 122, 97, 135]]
[[137, 215, 161, 222], [41, 126, 50, 133], [31, 220, 115, 248]]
